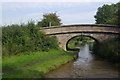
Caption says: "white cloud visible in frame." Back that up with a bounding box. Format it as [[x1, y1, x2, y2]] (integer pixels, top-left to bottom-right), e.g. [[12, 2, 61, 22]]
[[1, 0, 119, 26], [2, 2, 77, 12], [3, 11, 96, 25], [1, 0, 120, 3], [2, 12, 43, 25], [0, 3, 2, 26]]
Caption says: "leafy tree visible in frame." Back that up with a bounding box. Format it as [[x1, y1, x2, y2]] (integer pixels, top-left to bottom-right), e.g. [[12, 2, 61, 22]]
[[94, 2, 120, 25], [117, 2, 120, 25], [37, 13, 62, 27]]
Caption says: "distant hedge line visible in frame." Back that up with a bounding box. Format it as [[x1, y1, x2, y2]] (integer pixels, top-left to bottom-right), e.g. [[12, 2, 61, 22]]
[[2, 21, 59, 57]]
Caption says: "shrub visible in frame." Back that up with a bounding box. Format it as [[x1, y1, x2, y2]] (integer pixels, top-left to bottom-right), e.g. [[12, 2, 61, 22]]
[[2, 21, 59, 57]]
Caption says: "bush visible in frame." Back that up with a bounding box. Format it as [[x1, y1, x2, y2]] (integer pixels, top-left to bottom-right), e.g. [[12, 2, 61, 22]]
[[2, 21, 59, 57], [92, 38, 120, 63]]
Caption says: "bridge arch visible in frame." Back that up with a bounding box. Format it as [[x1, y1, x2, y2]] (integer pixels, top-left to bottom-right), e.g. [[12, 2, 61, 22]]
[[40, 24, 120, 51], [66, 35, 98, 51], [54, 33, 119, 51]]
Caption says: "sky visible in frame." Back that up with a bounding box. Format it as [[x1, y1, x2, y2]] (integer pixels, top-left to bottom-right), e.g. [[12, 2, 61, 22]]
[[1, 0, 120, 26]]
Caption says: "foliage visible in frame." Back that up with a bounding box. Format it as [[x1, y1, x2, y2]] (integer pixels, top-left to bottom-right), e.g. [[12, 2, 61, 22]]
[[94, 2, 120, 25], [37, 13, 62, 27], [68, 36, 94, 49], [2, 21, 59, 57], [118, 2, 120, 25], [92, 38, 120, 63]]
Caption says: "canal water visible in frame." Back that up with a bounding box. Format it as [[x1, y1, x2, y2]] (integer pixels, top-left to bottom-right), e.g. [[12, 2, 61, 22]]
[[46, 43, 119, 78]]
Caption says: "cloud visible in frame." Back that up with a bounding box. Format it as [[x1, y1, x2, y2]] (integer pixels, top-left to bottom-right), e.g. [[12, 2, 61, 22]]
[[1, 0, 120, 2], [0, 3, 2, 26], [1, 1, 119, 26], [2, 2, 79, 11], [2, 12, 43, 25], [60, 11, 96, 25]]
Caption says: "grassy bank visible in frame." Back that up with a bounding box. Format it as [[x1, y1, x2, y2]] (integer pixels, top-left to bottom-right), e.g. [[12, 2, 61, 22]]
[[2, 49, 77, 78], [2, 21, 78, 78]]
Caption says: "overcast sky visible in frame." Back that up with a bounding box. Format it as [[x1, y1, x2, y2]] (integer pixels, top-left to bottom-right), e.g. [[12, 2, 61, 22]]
[[1, 0, 120, 26]]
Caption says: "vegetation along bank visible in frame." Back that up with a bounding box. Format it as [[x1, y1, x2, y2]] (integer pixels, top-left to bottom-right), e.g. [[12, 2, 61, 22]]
[[94, 2, 120, 64], [2, 17, 77, 78]]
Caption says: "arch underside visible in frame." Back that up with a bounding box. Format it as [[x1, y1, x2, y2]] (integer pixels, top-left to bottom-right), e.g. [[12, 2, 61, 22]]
[[52, 32, 119, 51], [66, 35, 98, 51]]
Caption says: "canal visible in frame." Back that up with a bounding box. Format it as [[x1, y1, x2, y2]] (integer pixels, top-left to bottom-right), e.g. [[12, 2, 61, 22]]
[[46, 43, 119, 78]]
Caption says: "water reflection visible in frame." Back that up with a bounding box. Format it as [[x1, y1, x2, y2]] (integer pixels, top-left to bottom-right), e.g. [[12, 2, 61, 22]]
[[73, 44, 93, 71], [46, 43, 119, 78], [75, 44, 93, 63]]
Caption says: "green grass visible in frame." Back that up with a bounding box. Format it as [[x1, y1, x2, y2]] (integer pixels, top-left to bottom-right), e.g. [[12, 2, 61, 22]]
[[2, 49, 76, 78], [3, 49, 66, 72]]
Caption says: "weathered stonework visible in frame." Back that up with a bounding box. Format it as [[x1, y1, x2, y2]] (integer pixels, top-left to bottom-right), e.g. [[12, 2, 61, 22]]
[[40, 24, 120, 51]]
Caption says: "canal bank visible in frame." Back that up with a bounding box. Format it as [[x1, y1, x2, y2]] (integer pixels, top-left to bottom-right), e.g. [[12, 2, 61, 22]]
[[45, 43, 119, 78], [3, 42, 119, 78], [2, 49, 78, 78], [93, 38, 120, 63]]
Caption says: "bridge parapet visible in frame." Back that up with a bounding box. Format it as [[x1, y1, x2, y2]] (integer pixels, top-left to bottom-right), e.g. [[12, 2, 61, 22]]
[[40, 24, 119, 29], [40, 24, 120, 35]]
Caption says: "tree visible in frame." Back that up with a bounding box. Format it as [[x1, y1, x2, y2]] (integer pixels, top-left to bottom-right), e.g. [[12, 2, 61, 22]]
[[117, 2, 120, 25], [37, 13, 62, 27], [94, 2, 120, 25]]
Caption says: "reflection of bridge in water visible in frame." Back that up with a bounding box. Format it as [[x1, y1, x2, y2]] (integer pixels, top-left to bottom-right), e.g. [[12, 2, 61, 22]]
[[40, 24, 120, 51]]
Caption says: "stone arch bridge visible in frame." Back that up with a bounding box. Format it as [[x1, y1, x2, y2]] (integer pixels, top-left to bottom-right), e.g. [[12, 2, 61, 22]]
[[40, 24, 120, 51]]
